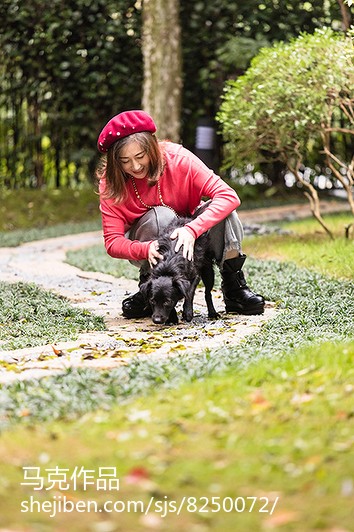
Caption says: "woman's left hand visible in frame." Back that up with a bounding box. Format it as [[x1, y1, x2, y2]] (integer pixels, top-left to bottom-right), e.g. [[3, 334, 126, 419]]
[[148, 240, 164, 267], [170, 227, 195, 261]]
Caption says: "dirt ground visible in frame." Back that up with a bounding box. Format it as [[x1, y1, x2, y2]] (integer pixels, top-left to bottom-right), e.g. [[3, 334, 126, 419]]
[[0, 200, 347, 383]]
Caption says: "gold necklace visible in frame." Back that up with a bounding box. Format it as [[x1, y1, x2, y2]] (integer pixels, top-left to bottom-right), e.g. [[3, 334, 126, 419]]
[[130, 176, 179, 216]]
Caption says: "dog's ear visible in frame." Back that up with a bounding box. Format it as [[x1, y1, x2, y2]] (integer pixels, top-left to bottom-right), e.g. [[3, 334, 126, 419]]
[[140, 280, 152, 299], [173, 278, 190, 297]]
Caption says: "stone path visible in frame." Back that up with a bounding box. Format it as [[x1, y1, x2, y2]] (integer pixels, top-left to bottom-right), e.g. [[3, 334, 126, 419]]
[[238, 199, 350, 224], [0, 230, 276, 383]]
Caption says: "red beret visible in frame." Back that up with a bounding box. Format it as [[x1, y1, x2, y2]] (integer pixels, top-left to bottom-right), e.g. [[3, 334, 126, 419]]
[[97, 110, 157, 153]]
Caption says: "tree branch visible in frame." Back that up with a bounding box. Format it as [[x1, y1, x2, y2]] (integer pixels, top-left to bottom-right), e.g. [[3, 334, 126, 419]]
[[324, 127, 354, 135], [340, 101, 354, 123], [322, 146, 351, 172], [286, 155, 334, 239]]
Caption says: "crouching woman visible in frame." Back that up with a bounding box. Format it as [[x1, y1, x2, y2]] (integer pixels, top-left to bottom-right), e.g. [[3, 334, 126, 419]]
[[96, 110, 265, 318]]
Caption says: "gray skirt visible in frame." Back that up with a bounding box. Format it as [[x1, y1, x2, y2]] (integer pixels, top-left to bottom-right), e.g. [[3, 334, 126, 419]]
[[127, 202, 244, 269]]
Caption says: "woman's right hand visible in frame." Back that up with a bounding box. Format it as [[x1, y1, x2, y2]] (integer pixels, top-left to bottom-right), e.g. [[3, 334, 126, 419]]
[[148, 240, 163, 267]]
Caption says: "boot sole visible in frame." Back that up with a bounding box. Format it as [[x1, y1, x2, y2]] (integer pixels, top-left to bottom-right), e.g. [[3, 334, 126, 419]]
[[225, 305, 265, 316]]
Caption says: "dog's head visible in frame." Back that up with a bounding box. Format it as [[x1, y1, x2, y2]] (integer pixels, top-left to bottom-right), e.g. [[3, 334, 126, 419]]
[[140, 275, 190, 324]]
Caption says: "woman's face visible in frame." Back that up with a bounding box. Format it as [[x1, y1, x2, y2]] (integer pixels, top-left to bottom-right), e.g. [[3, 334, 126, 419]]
[[119, 140, 150, 180]]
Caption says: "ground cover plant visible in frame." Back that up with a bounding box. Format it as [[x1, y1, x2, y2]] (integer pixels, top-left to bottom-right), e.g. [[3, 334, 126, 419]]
[[0, 212, 352, 411], [1, 254, 353, 425], [0, 220, 102, 248], [0, 282, 105, 350], [66, 244, 140, 281]]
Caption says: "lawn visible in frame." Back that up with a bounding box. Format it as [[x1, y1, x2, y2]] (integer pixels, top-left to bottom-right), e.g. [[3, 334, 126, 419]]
[[0, 187, 100, 232], [0, 340, 353, 531], [0, 187, 101, 247], [244, 213, 354, 280], [0, 192, 353, 531]]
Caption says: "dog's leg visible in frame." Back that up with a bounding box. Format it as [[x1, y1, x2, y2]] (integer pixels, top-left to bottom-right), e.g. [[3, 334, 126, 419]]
[[166, 307, 179, 325], [182, 276, 199, 322], [200, 262, 219, 319]]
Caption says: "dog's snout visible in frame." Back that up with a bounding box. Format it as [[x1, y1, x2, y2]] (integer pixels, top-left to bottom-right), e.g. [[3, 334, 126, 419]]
[[152, 315, 165, 324]]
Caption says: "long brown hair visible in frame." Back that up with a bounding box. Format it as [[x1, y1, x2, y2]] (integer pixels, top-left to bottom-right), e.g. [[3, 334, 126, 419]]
[[96, 132, 165, 203]]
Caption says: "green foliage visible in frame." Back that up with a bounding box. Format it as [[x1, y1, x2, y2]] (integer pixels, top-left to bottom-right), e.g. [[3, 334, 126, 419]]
[[215, 35, 270, 72], [0, 282, 105, 350], [0, 0, 345, 179], [217, 28, 354, 170], [0, 0, 142, 187]]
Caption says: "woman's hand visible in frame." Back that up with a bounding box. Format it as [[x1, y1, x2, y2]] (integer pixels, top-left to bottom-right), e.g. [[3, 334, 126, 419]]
[[170, 227, 195, 261], [148, 240, 163, 267]]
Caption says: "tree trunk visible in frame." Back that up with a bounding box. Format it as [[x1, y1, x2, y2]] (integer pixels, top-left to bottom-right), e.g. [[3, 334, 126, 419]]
[[142, 0, 182, 142], [28, 95, 44, 188], [337, 0, 352, 31]]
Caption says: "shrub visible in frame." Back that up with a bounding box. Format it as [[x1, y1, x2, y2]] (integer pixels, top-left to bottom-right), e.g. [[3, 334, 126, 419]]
[[217, 28, 354, 237]]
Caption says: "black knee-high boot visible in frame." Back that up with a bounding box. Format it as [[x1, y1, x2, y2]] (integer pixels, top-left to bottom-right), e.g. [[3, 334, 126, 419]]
[[122, 269, 152, 318], [221, 254, 265, 315]]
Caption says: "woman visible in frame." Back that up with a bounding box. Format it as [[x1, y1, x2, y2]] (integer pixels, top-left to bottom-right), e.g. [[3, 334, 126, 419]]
[[96, 110, 265, 318]]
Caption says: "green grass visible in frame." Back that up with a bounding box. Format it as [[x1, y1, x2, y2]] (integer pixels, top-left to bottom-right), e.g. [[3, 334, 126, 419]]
[[65, 213, 353, 283], [0, 340, 353, 531], [0, 188, 105, 350], [244, 213, 354, 280], [0, 282, 105, 350], [280, 212, 353, 235]]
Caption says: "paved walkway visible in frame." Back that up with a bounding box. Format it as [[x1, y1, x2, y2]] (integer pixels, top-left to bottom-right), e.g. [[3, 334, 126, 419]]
[[238, 199, 350, 224]]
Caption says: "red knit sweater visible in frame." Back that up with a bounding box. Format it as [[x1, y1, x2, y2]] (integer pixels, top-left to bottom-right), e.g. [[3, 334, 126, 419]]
[[99, 141, 240, 261]]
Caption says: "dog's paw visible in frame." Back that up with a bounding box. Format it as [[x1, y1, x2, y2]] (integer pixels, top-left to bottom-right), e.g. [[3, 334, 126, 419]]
[[182, 311, 193, 322], [208, 311, 220, 320], [166, 317, 179, 325]]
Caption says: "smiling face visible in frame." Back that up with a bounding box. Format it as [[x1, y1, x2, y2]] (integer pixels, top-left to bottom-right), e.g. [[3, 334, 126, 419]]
[[119, 140, 151, 180]]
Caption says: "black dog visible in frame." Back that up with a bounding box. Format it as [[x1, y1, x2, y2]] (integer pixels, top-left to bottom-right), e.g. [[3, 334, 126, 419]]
[[140, 217, 219, 325]]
